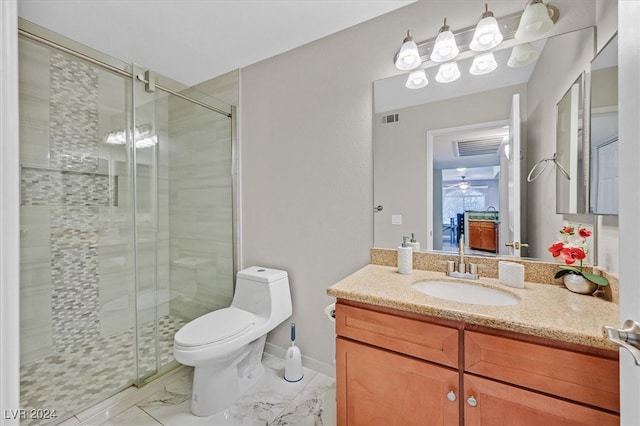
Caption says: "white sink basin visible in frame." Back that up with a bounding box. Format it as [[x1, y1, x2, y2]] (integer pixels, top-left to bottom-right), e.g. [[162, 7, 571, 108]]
[[412, 281, 520, 306]]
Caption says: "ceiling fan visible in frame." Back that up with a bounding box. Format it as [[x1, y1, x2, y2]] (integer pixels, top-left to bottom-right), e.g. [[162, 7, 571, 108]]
[[444, 176, 488, 190]]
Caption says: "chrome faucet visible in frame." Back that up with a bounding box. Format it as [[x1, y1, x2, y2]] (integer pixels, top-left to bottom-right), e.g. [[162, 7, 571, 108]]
[[446, 237, 479, 279]]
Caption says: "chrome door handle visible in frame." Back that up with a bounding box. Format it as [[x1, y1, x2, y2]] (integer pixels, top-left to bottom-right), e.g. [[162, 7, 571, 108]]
[[505, 241, 529, 249], [603, 320, 640, 365]]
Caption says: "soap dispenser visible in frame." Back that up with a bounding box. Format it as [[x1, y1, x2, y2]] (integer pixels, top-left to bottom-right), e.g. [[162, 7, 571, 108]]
[[407, 233, 420, 250], [397, 236, 413, 274]]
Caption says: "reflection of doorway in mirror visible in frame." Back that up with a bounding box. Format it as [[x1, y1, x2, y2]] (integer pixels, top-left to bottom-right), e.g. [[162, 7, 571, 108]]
[[426, 119, 510, 254], [441, 167, 498, 253]]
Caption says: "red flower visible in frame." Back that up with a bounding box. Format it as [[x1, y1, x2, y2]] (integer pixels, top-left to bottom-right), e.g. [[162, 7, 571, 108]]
[[561, 226, 574, 235], [548, 242, 565, 257], [578, 228, 592, 238], [561, 247, 586, 265]]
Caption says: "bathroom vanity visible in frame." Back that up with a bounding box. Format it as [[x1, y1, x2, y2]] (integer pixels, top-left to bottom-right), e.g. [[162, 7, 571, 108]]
[[328, 264, 619, 425]]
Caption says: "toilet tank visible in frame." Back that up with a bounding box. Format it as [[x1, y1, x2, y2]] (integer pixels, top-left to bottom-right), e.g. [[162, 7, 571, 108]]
[[231, 266, 292, 323]]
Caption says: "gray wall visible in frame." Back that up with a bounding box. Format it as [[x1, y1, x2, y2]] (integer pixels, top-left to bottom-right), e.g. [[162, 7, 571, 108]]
[[238, 0, 614, 367]]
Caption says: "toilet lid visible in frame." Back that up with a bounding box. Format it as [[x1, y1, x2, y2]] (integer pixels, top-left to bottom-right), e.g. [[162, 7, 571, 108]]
[[175, 307, 256, 347]]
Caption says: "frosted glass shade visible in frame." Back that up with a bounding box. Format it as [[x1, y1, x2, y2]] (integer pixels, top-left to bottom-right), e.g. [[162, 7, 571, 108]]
[[507, 43, 540, 67], [469, 52, 498, 75], [395, 32, 421, 71], [514, 1, 554, 41], [435, 62, 461, 83], [405, 69, 428, 89], [470, 15, 503, 51], [430, 30, 459, 62]]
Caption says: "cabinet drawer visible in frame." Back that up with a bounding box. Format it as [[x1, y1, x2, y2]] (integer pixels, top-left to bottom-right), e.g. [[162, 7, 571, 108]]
[[464, 330, 619, 412], [464, 374, 619, 426], [336, 302, 459, 368]]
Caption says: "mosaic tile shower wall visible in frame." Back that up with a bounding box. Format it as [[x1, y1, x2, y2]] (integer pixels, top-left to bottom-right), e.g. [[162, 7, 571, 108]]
[[20, 51, 107, 352], [49, 52, 99, 172]]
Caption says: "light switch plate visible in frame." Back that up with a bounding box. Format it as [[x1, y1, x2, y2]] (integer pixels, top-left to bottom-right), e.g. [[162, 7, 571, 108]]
[[391, 215, 402, 225]]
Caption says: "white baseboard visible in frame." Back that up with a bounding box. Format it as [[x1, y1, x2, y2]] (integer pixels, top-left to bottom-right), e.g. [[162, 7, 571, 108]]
[[264, 342, 335, 379]]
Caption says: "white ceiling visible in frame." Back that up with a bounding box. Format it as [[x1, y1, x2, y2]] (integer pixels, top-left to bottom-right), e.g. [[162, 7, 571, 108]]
[[17, 0, 415, 86]]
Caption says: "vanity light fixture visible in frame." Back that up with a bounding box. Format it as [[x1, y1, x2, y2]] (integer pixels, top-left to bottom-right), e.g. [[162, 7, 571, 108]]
[[396, 3, 559, 89], [514, 0, 555, 41], [507, 42, 540, 67], [405, 69, 428, 89], [469, 52, 498, 75], [394, 30, 422, 71], [470, 3, 503, 52], [435, 61, 461, 83], [430, 18, 459, 63]]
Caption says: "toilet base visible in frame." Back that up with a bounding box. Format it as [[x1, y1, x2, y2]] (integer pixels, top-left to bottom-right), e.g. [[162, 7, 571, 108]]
[[190, 336, 267, 417]]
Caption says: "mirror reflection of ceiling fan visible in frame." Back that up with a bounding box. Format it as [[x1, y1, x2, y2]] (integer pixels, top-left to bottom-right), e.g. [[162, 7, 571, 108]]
[[444, 176, 488, 190]]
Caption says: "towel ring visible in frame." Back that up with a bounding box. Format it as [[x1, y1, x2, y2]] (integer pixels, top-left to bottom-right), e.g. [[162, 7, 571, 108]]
[[527, 153, 571, 182]]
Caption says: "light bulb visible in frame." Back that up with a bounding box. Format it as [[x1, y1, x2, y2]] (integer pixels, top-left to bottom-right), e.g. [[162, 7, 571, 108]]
[[514, 0, 554, 41], [436, 62, 461, 83], [430, 19, 459, 63], [469, 52, 498, 75], [507, 43, 540, 67], [470, 5, 503, 51], [405, 69, 428, 89], [395, 30, 421, 71]]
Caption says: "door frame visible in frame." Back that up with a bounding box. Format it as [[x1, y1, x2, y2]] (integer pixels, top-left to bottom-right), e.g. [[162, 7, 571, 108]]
[[426, 119, 509, 252], [617, 1, 640, 423]]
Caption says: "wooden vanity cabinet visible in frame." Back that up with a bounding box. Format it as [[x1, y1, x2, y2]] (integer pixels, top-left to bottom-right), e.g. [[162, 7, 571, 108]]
[[335, 300, 620, 426], [335, 302, 461, 425], [468, 221, 498, 252]]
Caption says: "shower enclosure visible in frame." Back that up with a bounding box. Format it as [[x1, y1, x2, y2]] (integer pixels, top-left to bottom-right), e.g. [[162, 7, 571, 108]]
[[18, 21, 235, 424]]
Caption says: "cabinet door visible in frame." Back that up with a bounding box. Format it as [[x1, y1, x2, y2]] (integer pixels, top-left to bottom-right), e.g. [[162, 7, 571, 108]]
[[337, 337, 459, 426], [464, 375, 619, 426], [469, 222, 482, 250]]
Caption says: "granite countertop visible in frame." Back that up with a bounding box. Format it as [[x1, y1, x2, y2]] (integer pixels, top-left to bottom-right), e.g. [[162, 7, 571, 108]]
[[327, 264, 619, 351]]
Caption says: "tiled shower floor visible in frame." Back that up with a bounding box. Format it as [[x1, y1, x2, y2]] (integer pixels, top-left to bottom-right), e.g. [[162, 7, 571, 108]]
[[19, 315, 187, 425]]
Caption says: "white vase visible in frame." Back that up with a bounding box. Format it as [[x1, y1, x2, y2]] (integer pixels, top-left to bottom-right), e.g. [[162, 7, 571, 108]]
[[563, 274, 598, 295]]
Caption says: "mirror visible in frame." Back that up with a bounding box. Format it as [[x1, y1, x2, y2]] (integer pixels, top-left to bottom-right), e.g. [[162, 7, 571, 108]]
[[589, 33, 618, 215], [373, 26, 596, 259], [555, 73, 587, 214]]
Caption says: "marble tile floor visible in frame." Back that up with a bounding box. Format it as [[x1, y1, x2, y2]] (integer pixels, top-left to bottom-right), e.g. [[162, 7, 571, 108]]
[[99, 353, 336, 426], [53, 353, 336, 426]]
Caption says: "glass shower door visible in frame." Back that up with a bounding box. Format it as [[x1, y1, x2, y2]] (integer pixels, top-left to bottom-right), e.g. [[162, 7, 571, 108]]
[[18, 34, 138, 421], [131, 65, 234, 384]]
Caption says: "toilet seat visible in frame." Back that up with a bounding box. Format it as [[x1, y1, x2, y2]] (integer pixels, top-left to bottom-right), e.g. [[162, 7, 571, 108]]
[[175, 307, 256, 347]]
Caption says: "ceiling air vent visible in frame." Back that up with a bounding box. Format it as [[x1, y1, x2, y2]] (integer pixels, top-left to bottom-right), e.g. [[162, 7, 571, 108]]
[[454, 137, 504, 157], [381, 113, 399, 125]]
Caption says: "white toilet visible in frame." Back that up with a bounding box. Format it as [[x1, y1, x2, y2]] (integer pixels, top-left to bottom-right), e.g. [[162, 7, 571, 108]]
[[173, 266, 292, 416]]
